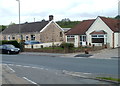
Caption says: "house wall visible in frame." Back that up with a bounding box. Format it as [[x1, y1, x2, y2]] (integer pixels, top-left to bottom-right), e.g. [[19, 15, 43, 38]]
[[114, 32, 120, 48], [1, 32, 40, 42], [21, 32, 40, 41], [74, 35, 79, 47], [0, 33, 2, 40], [1, 21, 65, 44], [1, 34, 20, 41], [86, 17, 114, 48], [40, 22, 65, 43]]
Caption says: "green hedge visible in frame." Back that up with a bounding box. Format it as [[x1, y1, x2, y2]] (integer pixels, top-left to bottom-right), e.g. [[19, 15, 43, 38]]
[[60, 43, 74, 49], [0, 40, 20, 48]]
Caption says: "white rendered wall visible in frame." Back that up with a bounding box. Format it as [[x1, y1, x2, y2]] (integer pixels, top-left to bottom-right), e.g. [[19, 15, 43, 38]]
[[114, 33, 120, 48], [74, 35, 79, 47], [86, 17, 113, 48]]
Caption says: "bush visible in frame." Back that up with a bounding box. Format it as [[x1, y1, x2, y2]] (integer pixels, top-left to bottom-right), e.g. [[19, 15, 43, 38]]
[[60, 43, 74, 49], [0, 40, 20, 48]]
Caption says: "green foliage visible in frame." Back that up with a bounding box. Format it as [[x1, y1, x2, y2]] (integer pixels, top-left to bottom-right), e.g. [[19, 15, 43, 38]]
[[0, 40, 20, 48], [60, 43, 74, 49], [96, 77, 120, 82], [56, 19, 80, 28], [0, 25, 7, 32], [115, 15, 120, 19]]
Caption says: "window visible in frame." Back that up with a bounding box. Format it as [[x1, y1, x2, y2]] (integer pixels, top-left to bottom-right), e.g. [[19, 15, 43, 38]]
[[31, 35, 35, 40], [83, 36, 86, 41], [26, 35, 29, 40], [8, 35, 10, 40], [98, 35, 104, 37], [92, 35, 104, 38], [60, 32, 63, 37], [67, 35, 75, 42], [92, 38, 104, 43], [80, 35, 86, 42], [80, 36, 82, 41], [4, 36, 6, 40], [12, 35, 15, 40], [91, 34, 106, 43], [92, 35, 97, 37]]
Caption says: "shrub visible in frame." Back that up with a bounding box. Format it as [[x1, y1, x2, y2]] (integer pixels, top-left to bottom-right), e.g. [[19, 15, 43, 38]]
[[0, 40, 20, 48], [60, 43, 74, 49]]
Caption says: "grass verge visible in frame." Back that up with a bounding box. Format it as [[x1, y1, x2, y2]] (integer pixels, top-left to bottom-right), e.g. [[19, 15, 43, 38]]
[[96, 77, 120, 82]]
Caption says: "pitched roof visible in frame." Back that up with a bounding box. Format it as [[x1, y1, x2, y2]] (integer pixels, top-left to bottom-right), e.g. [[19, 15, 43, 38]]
[[99, 16, 120, 32], [2, 21, 49, 34], [90, 30, 107, 34], [66, 16, 120, 35], [66, 19, 95, 35]]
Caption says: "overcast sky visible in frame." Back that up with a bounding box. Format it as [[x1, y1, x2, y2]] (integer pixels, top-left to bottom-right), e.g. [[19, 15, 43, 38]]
[[0, 0, 119, 25]]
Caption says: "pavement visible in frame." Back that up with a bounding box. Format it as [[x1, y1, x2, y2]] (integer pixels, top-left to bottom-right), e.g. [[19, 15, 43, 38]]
[[1, 64, 32, 84], [21, 48, 119, 59]]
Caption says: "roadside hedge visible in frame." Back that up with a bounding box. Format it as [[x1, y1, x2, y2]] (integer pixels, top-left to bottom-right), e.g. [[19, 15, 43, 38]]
[[0, 40, 20, 48], [60, 43, 74, 49]]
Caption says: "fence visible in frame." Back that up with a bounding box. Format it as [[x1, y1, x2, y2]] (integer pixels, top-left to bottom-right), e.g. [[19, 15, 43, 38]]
[[24, 42, 62, 49]]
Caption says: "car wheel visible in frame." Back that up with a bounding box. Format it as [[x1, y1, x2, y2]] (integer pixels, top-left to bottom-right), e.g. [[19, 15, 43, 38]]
[[7, 51, 10, 54]]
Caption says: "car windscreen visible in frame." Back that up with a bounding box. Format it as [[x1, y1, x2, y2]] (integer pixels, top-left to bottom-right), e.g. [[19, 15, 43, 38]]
[[5, 45, 15, 48], [0, 46, 3, 49]]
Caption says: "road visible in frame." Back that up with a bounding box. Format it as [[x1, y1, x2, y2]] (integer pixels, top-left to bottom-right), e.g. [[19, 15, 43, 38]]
[[2, 54, 119, 84], [2, 54, 118, 75]]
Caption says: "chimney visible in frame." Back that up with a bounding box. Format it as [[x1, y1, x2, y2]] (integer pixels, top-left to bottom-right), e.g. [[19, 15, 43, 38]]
[[49, 15, 54, 21]]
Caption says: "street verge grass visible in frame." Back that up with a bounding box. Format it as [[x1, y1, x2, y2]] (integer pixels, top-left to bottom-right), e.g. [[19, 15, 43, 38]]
[[96, 77, 120, 82]]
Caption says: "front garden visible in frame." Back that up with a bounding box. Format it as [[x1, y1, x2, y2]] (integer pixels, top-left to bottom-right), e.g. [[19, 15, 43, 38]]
[[24, 43, 105, 53]]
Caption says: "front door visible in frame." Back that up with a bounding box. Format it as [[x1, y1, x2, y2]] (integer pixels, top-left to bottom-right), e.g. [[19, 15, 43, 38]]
[[80, 35, 86, 46]]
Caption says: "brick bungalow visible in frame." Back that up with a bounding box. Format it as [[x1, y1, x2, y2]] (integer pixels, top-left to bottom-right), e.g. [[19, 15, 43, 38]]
[[66, 16, 120, 48], [1, 15, 65, 43]]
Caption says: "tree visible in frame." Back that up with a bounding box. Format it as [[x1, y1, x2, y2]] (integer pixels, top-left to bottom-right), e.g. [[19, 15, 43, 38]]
[[115, 15, 120, 19], [0, 25, 7, 32], [56, 19, 80, 28]]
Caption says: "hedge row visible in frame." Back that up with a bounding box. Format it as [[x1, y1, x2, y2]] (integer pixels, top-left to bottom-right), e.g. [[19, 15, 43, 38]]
[[0, 40, 20, 48]]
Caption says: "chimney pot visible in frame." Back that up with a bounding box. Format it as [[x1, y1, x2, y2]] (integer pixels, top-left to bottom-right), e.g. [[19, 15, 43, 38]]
[[49, 15, 54, 21]]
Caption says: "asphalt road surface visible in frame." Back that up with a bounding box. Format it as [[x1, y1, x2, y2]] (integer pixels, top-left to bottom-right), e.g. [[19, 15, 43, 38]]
[[4, 63, 111, 84], [2, 54, 118, 75], [1, 54, 119, 84]]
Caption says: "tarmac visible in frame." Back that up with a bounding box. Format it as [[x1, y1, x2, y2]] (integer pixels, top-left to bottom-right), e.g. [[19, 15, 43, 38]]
[[1, 48, 119, 84], [21, 48, 119, 59]]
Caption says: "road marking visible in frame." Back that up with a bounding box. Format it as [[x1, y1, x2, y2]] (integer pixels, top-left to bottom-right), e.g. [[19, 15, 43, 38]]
[[67, 73, 86, 78], [31, 67, 40, 69], [23, 66, 30, 68], [8, 64, 14, 66], [6, 64, 15, 73], [16, 65, 22, 67], [23, 77, 40, 86], [83, 73, 92, 74]]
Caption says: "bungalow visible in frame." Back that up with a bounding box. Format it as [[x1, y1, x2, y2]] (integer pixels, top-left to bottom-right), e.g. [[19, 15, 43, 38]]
[[1, 15, 65, 43], [66, 16, 120, 48]]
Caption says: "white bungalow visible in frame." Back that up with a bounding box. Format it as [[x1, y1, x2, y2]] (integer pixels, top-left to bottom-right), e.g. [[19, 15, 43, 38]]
[[66, 16, 120, 48]]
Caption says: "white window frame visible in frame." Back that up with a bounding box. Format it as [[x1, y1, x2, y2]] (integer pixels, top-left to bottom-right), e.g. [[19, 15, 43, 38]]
[[31, 35, 35, 40], [8, 35, 10, 40], [91, 34, 107, 44], [79, 35, 86, 45], [67, 35, 75, 43], [26, 35, 29, 40]]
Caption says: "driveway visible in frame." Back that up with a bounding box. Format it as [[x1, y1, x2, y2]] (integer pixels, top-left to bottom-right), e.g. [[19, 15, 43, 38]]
[[89, 48, 119, 59]]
